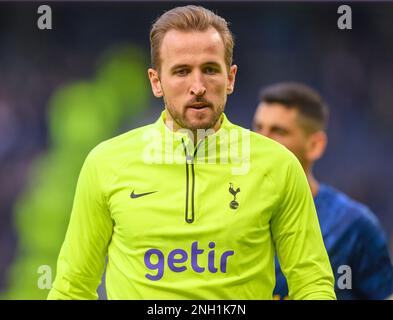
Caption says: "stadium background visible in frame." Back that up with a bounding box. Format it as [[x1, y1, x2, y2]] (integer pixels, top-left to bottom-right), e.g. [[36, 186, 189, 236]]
[[0, 1, 392, 299]]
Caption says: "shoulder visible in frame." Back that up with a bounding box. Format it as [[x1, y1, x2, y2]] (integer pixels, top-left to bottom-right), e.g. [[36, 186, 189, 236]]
[[86, 122, 156, 162], [222, 119, 300, 172], [225, 118, 293, 159], [249, 130, 305, 187], [320, 184, 384, 236], [246, 128, 301, 168], [227, 124, 307, 198]]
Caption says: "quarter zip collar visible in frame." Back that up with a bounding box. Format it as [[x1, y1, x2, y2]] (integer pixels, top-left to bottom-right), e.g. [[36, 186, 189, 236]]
[[150, 110, 236, 163], [151, 110, 234, 224]]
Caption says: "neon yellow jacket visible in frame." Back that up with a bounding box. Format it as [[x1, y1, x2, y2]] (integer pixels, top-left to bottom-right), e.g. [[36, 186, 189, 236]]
[[48, 111, 335, 300]]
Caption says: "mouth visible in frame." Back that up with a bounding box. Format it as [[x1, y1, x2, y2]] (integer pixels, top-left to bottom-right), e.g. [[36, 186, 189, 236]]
[[187, 103, 211, 110]]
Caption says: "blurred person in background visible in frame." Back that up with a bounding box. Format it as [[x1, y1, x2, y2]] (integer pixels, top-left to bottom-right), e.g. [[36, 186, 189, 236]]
[[253, 82, 393, 300], [47, 6, 335, 300]]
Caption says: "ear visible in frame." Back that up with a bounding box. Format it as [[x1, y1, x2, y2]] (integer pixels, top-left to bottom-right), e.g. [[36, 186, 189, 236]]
[[148, 68, 163, 98], [226, 64, 238, 95], [306, 131, 327, 163]]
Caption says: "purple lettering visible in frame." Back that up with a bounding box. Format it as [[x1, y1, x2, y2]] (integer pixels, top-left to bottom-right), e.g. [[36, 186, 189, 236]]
[[220, 250, 235, 273], [191, 241, 205, 272], [144, 242, 235, 280], [208, 242, 218, 273], [144, 249, 164, 281], [168, 249, 188, 272]]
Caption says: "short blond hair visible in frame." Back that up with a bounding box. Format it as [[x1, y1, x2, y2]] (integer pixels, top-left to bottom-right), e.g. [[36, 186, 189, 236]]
[[150, 5, 234, 72]]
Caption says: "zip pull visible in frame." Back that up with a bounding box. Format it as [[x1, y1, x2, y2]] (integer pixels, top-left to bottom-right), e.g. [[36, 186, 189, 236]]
[[182, 138, 193, 162], [186, 155, 194, 164]]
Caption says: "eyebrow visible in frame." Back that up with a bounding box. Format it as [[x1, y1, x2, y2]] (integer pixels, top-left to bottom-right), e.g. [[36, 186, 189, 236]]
[[169, 61, 222, 71], [270, 125, 290, 133], [202, 61, 222, 69], [170, 64, 190, 71]]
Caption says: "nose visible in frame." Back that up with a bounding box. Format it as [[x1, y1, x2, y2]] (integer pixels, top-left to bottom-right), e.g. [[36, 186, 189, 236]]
[[189, 72, 206, 96]]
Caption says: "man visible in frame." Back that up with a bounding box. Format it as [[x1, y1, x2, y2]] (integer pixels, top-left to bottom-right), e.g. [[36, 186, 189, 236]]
[[253, 82, 393, 300], [48, 6, 335, 300]]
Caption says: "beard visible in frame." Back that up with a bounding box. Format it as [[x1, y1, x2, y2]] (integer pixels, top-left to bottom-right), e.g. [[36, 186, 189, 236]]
[[164, 95, 225, 132]]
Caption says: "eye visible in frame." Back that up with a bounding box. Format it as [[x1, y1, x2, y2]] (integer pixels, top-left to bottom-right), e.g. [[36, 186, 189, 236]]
[[274, 128, 289, 136], [204, 66, 218, 75], [174, 69, 189, 76]]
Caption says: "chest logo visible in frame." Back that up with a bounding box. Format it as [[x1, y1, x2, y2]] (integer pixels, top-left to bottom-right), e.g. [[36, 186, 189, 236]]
[[229, 183, 240, 209], [130, 190, 158, 199]]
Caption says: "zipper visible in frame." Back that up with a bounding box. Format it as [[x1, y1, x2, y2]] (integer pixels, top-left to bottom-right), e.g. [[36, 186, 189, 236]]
[[182, 138, 202, 224]]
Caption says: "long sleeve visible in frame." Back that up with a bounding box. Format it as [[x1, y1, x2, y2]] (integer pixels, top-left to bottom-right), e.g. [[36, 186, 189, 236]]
[[47, 151, 113, 300], [270, 155, 336, 300]]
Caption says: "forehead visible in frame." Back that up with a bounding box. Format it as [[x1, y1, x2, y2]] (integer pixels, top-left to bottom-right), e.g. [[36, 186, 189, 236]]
[[255, 103, 300, 125], [160, 27, 225, 67]]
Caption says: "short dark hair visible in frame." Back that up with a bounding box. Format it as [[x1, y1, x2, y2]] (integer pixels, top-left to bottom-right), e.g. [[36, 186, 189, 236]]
[[259, 82, 329, 133]]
